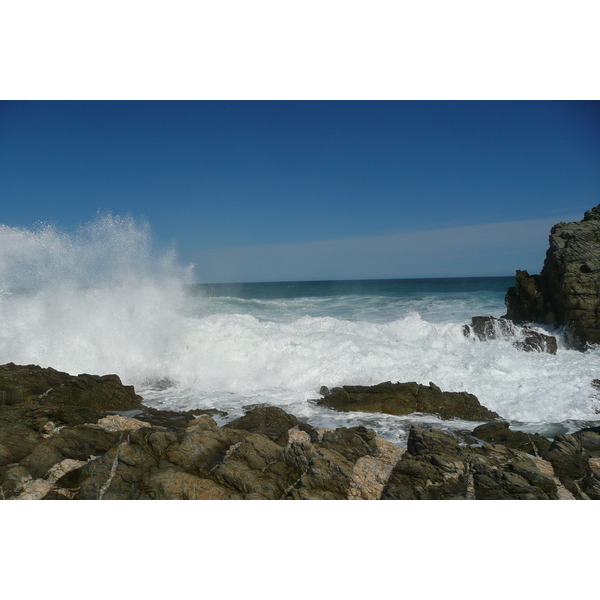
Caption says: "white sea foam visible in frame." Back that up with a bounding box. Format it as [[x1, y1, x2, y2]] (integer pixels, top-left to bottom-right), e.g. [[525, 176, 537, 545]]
[[1, 215, 599, 445]]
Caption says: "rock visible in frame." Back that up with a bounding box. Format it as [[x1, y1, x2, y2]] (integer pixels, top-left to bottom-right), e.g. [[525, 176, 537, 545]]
[[471, 421, 552, 456], [223, 406, 299, 446], [315, 381, 501, 421], [134, 406, 228, 430], [39, 373, 143, 414], [1, 465, 34, 498], [463, 316, 558, 354], [382, 425, 560, 500], [542, 434, 600, 499], [0, 426, 41, 467], [0, 363, 74, 404], [573, 426, 600, 456], [4, 362, 600, 501], [95, 415, 151, 432], [347, 438, 405, 500], [505, 205, 600, 349], [19, 425, 122, 479], [0, 363, 146, 431]]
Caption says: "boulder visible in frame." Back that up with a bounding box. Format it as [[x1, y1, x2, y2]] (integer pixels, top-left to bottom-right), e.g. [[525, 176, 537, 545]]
[[463, 316, 558, 354], [315, 381, 501, 421], [505, 205, 600, 349], [223, 406, 299, 446]]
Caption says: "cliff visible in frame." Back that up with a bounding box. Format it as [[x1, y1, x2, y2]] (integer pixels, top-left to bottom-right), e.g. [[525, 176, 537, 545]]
[[505, 205, 600, 349]]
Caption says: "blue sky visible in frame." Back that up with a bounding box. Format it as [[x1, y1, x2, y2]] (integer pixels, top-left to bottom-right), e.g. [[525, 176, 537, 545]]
[[1, 100, 599, 283]]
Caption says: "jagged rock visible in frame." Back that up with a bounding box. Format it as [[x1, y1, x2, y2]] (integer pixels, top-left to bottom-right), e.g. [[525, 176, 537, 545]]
[[463, 316, 558, 354], [4, 363, 600, 500], [315, 381, 500, 421], [223, 406, 299, 446], [19, 425, 121, 479], [134, 406, 228, 430], [382, 425, 560, 500], [471, 421, 552, 456], [573, 427, 600, 456], [39, 373, 143, 413], [0, 363, 74, 404], [505, 205, 600, 349], [0, 426, 41, 467], [542, 433, 600, 499]]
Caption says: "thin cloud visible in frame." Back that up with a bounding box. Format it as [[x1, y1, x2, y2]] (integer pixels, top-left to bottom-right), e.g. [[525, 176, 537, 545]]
[[193, 213, 583, 283]]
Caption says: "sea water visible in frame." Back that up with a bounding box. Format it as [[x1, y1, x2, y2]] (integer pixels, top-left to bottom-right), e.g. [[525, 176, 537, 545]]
[[1, 215, 599, 446]]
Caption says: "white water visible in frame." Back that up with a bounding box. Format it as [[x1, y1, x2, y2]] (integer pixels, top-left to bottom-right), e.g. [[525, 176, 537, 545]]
[[1, 216, 599, 445]]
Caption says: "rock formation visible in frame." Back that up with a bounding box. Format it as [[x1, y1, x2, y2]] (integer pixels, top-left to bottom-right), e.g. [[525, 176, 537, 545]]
[[463, 315, 558, 354], [3, 363, 600, 500], [315, 381, 501, 421], [505, 205, 600, 349]]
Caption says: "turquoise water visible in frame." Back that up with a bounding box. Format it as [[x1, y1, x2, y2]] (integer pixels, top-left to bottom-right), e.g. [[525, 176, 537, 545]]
[[188, 277, 514, 324]]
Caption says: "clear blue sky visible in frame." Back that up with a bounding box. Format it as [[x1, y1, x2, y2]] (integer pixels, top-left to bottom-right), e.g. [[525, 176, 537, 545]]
[[1, 101, 599, 282]]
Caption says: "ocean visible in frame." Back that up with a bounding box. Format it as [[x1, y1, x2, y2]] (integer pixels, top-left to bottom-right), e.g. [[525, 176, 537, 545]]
[[1, 215, 599, 446]]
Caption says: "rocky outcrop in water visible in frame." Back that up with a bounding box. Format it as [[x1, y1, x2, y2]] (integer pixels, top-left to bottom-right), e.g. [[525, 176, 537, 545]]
[[463, 315, 558, 354], [315, 381, 501, 421], [3, 363, 600, 500], [505, 205, 600, 349]]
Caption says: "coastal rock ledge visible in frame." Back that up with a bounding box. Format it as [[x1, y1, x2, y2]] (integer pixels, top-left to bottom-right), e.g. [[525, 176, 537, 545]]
[[505, 204, 600, 349], [3, 364, 600, 499]]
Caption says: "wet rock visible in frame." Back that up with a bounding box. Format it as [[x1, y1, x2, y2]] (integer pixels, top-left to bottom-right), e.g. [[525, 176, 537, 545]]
[[573, 427, 600, 456], [471, 421, 552, 456], [223, 406, 299, 446], [317, 426, 379, 462], [4, 362, 600, 501], [0, 363, 74, 404], [316, 381, 501, 421], [39, 373, 143, 414], [542, 434, 600, 499], [382, 425, 560, 500], [463, 316, 557, 354], [505, 205, 600, 349], [134, 406, 227, 430]]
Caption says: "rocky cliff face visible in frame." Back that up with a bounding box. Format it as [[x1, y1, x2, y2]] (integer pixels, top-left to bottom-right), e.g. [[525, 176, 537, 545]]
[[505, 205, 600, 349]]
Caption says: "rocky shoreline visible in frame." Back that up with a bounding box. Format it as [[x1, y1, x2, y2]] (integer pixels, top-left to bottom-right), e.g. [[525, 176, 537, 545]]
[[2, 362, 600, 500], [3, 206, 599, 500]]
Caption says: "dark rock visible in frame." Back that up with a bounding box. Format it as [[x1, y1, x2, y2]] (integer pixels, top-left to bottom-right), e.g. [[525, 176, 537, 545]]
[[505, 205, 600, 349], [297, 422, 320, 442], [39, 373, 143, 413], [471, 421, 552, 456], [283, 443, 356, 500], [0, 426, 41, 467], [1, 465, 33, 498], [573, 429, 600, 456], [223, 406, 299, 446], [542, 434, 600, 498], [20, 426, 121, 479], [382, 425, 560, 500], [318, 426, 378, 462], [316, 381, 500, 421], [0, 363, 74, 404], [464, 316, 557, 354], [135, 406, 227, 430], [504, 271, 554, 325], [5, 362, 600, 501]]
